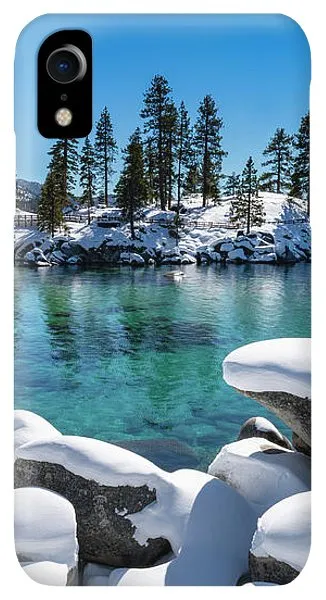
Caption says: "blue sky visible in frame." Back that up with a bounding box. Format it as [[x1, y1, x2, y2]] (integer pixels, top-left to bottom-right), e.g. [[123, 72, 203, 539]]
[[15, 14, 310, 189]]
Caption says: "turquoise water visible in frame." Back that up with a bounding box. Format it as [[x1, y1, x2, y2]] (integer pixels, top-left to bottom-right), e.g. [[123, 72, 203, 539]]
[[15, 263, 310, 470]]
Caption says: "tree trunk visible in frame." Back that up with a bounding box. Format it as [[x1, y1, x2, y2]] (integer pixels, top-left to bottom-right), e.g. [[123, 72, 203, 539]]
[[158, 112, 165, 211], [277, 149, 281, 194]]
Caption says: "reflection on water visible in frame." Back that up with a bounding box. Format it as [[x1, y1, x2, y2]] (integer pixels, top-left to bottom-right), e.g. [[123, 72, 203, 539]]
[[14, 263, 310, 470]]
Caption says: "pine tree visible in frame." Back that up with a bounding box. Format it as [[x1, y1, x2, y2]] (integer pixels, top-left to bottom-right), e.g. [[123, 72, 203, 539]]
[[290, 113, 310, 215], [95, 107, 117, 207], [194, 95, 227, 206], [80, 136, 96, 225], [224, 172, 241, 197], [163, 101, 178, 210], [176, 101, 192, 207], [183, 161, 201, 195], [141, 75, 173, 210], [261, 127, 293, 193], [37, 171, 63, 237], [115, 128, 148, 240], [47, 138, 79, 207], [144, 137, 156, 204], [230, 157, 265, 234]]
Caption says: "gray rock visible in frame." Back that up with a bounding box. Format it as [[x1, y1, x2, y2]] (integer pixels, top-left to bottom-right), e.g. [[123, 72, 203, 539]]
[[14, 458, 171, 568], [292, 432, 311, 456], [249, 553, 299, 585], [236, 389, 311, 448], [237, 417, 293, 450]]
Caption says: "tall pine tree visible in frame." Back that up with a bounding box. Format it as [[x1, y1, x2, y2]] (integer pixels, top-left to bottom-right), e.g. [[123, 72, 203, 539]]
[[163, 100, 178, 209], [176, 101, 192, 207], [80, 136, 96, 225], [37, 171, 62, 237], [230, 157, 265, 234], [47, 138, 79, 207], [224, 172, 240, 197], [141, 75, 173, 210], [290, 113, 310, 216], [261, 127, 293, 193], [115, 128, 148, 240], [95, 107, 117, 207], [194, 95, 227, 206]]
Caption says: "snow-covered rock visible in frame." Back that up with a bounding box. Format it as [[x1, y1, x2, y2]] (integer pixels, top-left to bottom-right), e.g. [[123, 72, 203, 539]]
[[249, 491, 311, 584], [219, 242, 234, 253], [120, 252, 145, 266], [237, 416, 293, 450], [14, 410, 62, 456], [223, 338, 311, 446], [15, 435, 171, 567], [208, 437, 310, 516], [107, 475, 256, 586], [15, 487, 78, 585], [228, 248, 247, 262]]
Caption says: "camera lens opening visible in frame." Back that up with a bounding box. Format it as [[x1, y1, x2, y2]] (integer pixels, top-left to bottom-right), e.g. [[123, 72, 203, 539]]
[[46, 44, 87, 84]]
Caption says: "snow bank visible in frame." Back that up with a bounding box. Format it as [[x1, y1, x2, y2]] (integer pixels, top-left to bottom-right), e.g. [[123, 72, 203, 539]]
[[15, 487, 78, 569], [22, 561, 71, 586], [223, 338, 311, 399], [14, 410, 61, 456], [208, 437, 310, 515], [108, 476, 256, 586], [251, 491, 311, 572]]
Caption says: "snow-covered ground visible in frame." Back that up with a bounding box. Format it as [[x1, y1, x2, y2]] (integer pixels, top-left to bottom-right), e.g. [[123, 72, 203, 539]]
[[14, 192, 310, 267]]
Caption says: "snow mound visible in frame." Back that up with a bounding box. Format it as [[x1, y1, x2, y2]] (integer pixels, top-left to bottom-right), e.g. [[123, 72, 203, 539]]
[[223, 338, 311, 398], [14, 410, 62, 456], [208, 437, 310, 515], [251, 491, 311, 572], [108, 476, 256, 586], [15, 487, 78, 569], [22, 561, 71, 586]]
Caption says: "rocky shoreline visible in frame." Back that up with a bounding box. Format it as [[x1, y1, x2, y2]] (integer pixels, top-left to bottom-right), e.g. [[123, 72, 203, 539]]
[[15, 201, 311, 269], [14, 337, 311, 586]]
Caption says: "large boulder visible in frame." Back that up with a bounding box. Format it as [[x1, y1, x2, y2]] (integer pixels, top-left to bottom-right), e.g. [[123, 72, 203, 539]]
[[14, 410, 62, 457], [249, 492, 311, 585], [14, 436, 171, 567], [15, 487, 79, 585], [237, 416, 293, 450], [223, 338, 311, 447], [207, 437, 310, 516]]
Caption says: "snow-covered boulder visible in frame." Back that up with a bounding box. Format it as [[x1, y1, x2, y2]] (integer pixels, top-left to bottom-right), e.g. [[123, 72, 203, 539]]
[[228, 248, 247, 263], [24, 247, 51, 266], [14, 435, 171, 567], [67, 255, 83, 265], [120, 252, 145, 266], [237, 416, 293, 450], [219, 241, 234, 253], [15, 487, 78, 585], [249, 491, 311, 584], [223, 338, 311, 446], [107, 476, 256, 586], [14, 410, 62, 456], [50, 249, 66, 264], [208, 437, 310, 516]]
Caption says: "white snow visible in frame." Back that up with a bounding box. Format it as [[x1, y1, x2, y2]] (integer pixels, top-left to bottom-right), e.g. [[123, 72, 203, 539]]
[[254, 416, 280, 434], [22, 561, 70, 586], [223, 338, 311, 399], [108, 475, 256, 586], [16, 435, 253, 559], [208, 437, 310, 516], [15, 487, 78, 569], [82, 563, 114, 586], [14, 410, 61, 456], [251, 491, 311, 572]]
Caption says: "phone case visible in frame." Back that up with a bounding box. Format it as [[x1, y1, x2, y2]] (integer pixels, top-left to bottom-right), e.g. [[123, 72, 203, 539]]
[[14, 14, 311, 587]]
